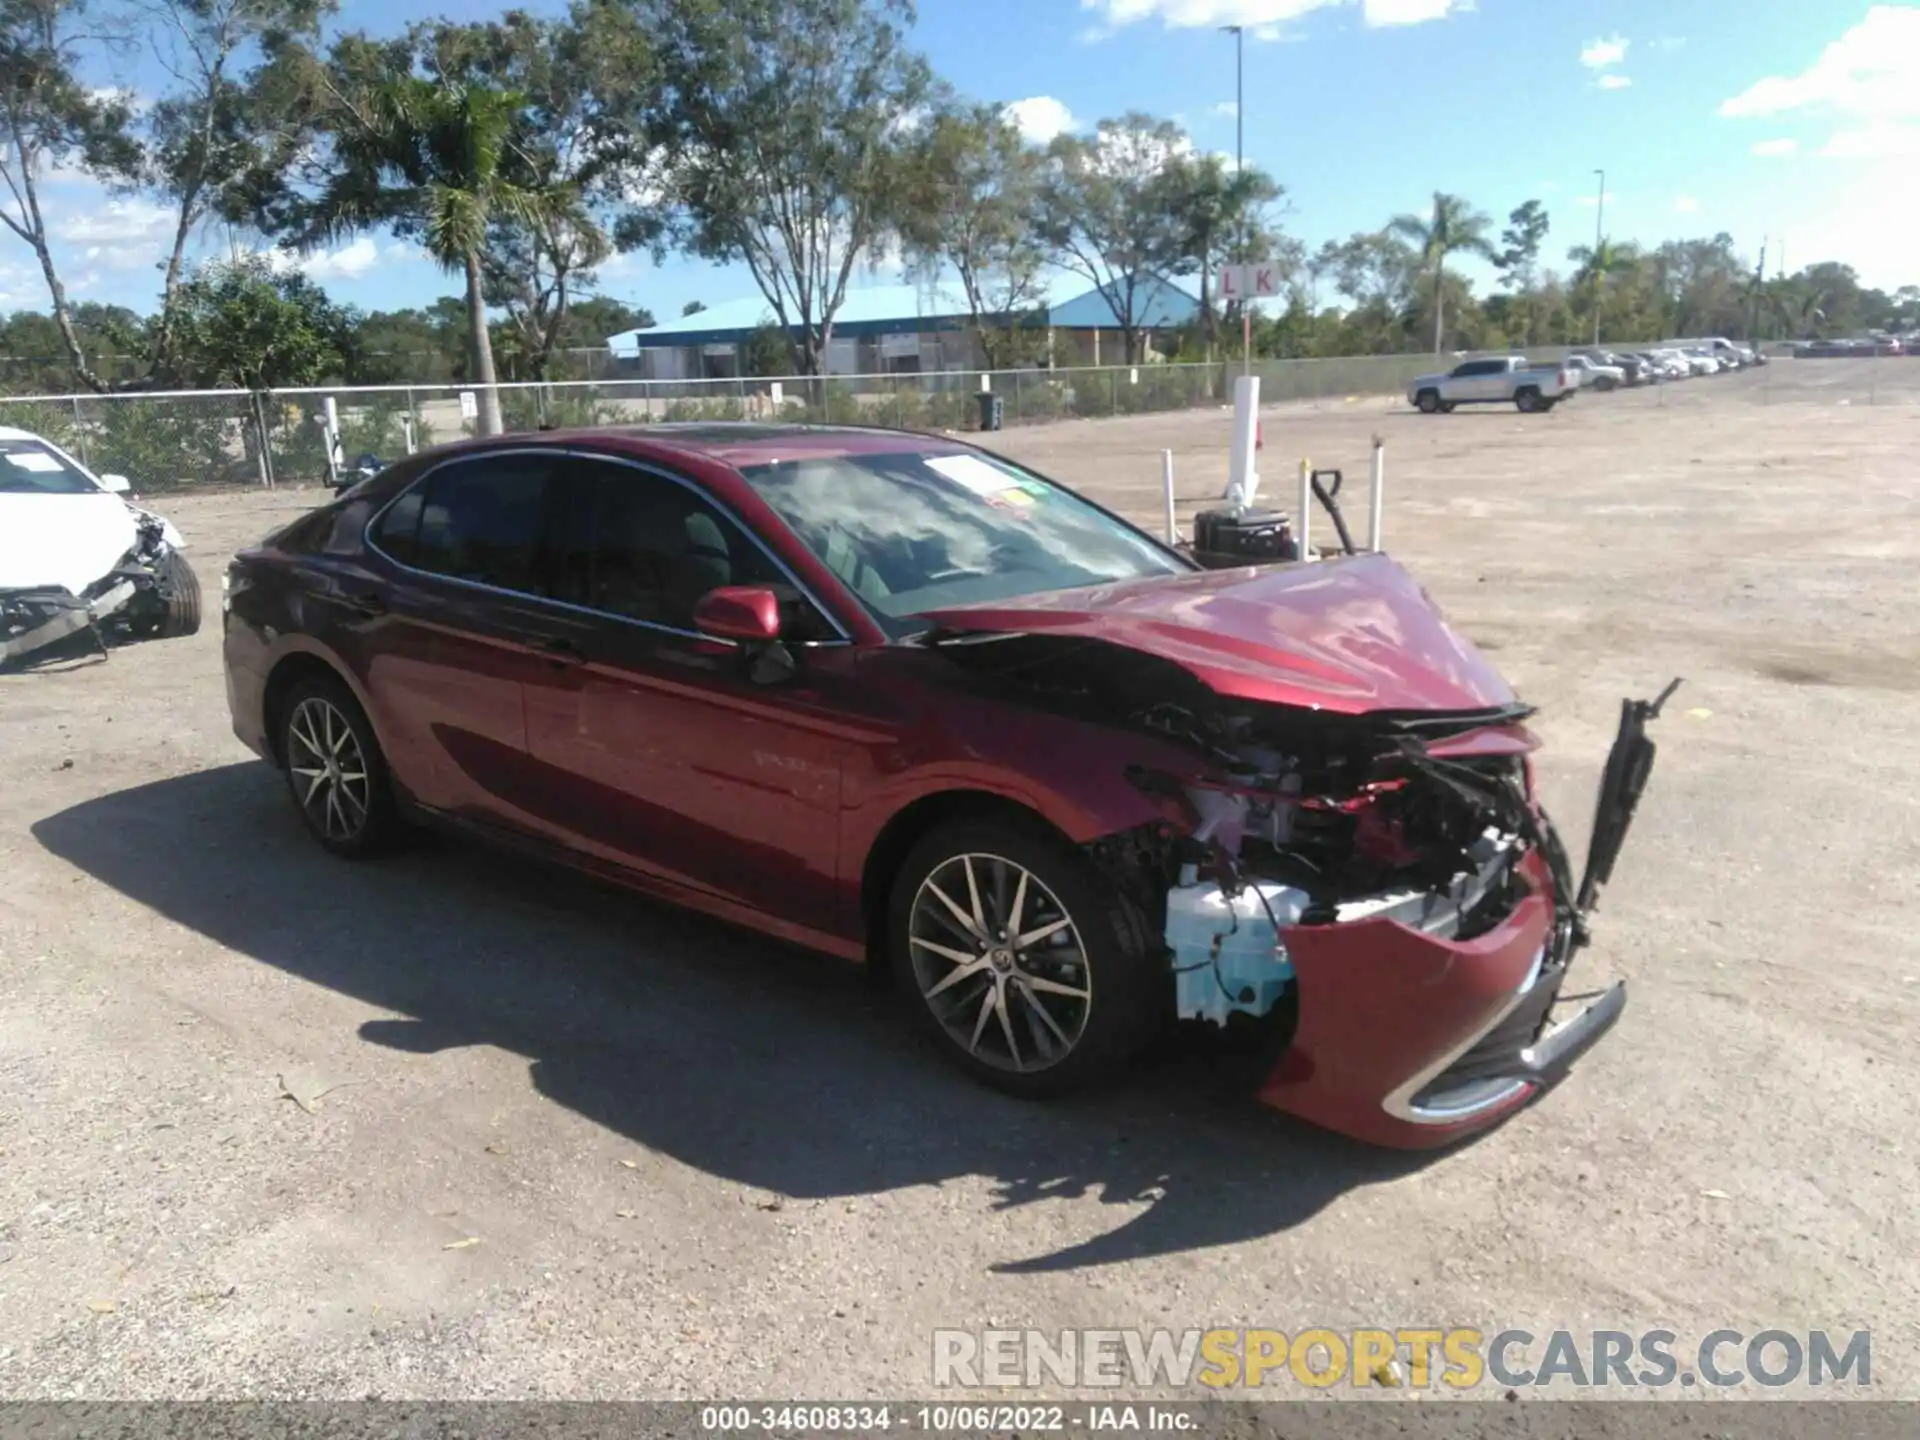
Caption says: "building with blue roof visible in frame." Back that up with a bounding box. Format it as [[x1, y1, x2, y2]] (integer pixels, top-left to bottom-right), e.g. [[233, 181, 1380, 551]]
[[605, 270, 1199, 379]]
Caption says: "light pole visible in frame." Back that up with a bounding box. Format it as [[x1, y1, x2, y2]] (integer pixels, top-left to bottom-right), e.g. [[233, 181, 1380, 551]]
[[1591, 168, 1606, 347], [1223, 24, 1247, 375]]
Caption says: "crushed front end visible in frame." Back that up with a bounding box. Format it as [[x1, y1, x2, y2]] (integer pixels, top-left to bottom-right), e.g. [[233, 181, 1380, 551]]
[[922, 554, 1676, 1149], [1132, 687, 1676, 1147], [0, 510, 195, 667]]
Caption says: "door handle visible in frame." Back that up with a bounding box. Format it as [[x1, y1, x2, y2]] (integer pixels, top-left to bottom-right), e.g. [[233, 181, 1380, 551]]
[[539, 636, 586, 667], [340, 589, 386, 617]]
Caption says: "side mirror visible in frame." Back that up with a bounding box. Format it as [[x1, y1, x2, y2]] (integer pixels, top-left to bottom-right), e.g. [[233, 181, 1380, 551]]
[[693, 585, 782, 644], [99, 472, 132, 494]]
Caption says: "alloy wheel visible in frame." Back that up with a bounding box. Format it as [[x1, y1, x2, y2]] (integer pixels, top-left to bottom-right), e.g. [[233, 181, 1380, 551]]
[[287, 696, 372, 844], [907, 852, 1092, 1074]]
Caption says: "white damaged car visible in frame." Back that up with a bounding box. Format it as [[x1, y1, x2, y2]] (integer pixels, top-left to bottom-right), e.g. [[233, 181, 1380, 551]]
[[0, 425, 202, 667]]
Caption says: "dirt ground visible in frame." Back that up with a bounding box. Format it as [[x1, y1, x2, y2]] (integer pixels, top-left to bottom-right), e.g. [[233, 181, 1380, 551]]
[[1, 360, 1916, 1402]]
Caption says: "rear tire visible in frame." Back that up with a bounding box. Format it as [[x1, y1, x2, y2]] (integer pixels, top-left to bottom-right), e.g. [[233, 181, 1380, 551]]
[[280, 673, 399, 859], [1415, 389, 1442, 414], [1515, 387, 1541, 413], [889, 818, 1164, 1099], [155, 551, 201, 638]]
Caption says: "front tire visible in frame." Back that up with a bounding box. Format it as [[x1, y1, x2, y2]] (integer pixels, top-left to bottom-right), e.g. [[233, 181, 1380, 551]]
[[1415, 389, 1442, 414], [280, 674, 398, 859], [155, 551, 201, 638], [889, 819, 1163, 1099]]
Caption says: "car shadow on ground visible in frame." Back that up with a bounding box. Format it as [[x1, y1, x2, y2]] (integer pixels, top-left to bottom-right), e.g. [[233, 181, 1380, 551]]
[[35, 762, 1446, 1273]]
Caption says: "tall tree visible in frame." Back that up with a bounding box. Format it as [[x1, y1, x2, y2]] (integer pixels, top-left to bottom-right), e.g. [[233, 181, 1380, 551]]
[[1566, 239, 1642, 342], [636, 0, 931, 377], [139, 0, 330, 377], [168, 251, 347, 388], [298, 72, 598, 433], [1388, 191, 1495, 354], [1495, 199, 1549, 344], [0, 0, 142, 390], [412, 5, 660, 381], [1167, 150, 1281, 354], [1034, 112, 1192, 364], [900, 100, 1052, 368]]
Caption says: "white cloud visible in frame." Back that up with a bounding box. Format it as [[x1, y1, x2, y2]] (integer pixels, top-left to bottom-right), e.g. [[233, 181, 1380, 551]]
[[1720, 5, 1920, 120], [1581, 34, 1629, 69], [1674, 196, 1700, 215], [1751, 137, 1799, 157], [1821, 120, 1920, 158], [1596, 74, 1632, 91], [1212, 101, 1239, 118], [1078, 0, 1465, 34], [85, 86, 151, 117], [1004, 96, 1078, 144], [51, 198, 174, 248], [299, 237, 383, 280], [1721, 7, 1920, 172], [259, 237, 420, 283], [1363, 0, 1459, 25]]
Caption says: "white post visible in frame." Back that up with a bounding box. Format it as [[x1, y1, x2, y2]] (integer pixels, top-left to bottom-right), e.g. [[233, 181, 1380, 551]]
[[1225, 373, 1261, 506], [1162, 449, 1177, 544], [322, 397, 341, 488], [1297, 456, 1313, 560], [1368, 434, 1386, 553]]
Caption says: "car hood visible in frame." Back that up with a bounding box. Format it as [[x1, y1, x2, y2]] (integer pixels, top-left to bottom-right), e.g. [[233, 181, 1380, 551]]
[[0, 492, 138, 594], [920, 553, 1515, 715]]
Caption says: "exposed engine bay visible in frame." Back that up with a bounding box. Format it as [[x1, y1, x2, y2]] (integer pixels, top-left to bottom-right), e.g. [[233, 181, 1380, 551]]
[[925, 625, 1647, 1033]]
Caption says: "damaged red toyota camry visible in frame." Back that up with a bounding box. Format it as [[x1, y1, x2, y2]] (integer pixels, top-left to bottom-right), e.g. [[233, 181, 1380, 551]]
[[222, 424, 1672, 1148]]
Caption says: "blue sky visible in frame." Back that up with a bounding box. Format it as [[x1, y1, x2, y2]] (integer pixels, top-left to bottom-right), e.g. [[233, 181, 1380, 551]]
[[11, 0, 1917, 326]]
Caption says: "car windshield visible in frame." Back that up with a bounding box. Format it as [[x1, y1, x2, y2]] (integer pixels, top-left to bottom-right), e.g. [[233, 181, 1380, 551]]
[[738, 448, 1185, 628], [0, 439, 100, 496]]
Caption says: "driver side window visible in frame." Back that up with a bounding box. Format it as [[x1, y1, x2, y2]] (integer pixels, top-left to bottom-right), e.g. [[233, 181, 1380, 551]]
[[546, 459, 827, 637]]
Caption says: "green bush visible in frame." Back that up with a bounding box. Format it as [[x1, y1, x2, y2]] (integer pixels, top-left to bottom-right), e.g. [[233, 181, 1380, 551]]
[[661, 396, 748, 422], [90, 400, 244, 491]]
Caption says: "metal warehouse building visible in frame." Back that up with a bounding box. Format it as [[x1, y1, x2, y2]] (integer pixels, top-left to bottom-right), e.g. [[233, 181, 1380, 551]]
[[605, 272, 1200, 380]]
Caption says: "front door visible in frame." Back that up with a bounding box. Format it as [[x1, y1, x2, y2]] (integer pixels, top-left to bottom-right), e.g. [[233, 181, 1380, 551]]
[[518, 454, 861, 938]]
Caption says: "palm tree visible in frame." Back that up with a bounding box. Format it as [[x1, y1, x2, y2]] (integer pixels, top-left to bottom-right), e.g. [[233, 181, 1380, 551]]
[[1388, 192, 1496, 354], [1172, 154, 1280, 355], [312, 77, 598, 436], [1566, 240, 1641, 343]]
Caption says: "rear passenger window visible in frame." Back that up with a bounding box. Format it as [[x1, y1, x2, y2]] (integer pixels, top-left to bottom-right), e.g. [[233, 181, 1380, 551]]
[[407, 454, 558, 593]]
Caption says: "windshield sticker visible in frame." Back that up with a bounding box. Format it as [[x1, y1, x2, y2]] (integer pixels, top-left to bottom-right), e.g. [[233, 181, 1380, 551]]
[[927, 454, 1023, 497], [4, 450, 65, 473]]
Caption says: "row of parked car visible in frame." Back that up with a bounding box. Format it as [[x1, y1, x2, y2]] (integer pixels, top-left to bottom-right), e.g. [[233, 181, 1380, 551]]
[[1565, 337, 1766, 390], [1408, 336, 1764, 415], [1792, 334, 1919, 359]]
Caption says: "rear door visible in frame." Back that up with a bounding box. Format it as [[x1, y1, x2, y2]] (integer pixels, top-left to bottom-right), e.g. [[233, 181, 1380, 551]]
[[358, 449, 568, 828], [517, 453, 863, 936]]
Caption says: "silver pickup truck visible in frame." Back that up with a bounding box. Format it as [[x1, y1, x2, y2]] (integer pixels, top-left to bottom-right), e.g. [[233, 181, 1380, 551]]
[[1408, 356, 1575, 414]]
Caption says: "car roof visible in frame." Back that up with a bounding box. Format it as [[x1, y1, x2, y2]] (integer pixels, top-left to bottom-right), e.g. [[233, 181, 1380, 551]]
[[0, 425, 57, 443], [508, 422, 981, 470]]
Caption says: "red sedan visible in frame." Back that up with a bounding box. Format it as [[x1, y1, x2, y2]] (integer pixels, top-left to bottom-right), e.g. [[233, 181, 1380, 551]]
[[222, 424, 1670, 1148]]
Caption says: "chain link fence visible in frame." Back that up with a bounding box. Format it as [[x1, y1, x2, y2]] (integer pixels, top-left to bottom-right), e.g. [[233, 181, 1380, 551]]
[[4, 349, 1916, 494]]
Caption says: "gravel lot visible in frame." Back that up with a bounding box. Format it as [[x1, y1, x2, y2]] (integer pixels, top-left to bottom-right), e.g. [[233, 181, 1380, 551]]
[[2, 360, 1916, 1402]]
